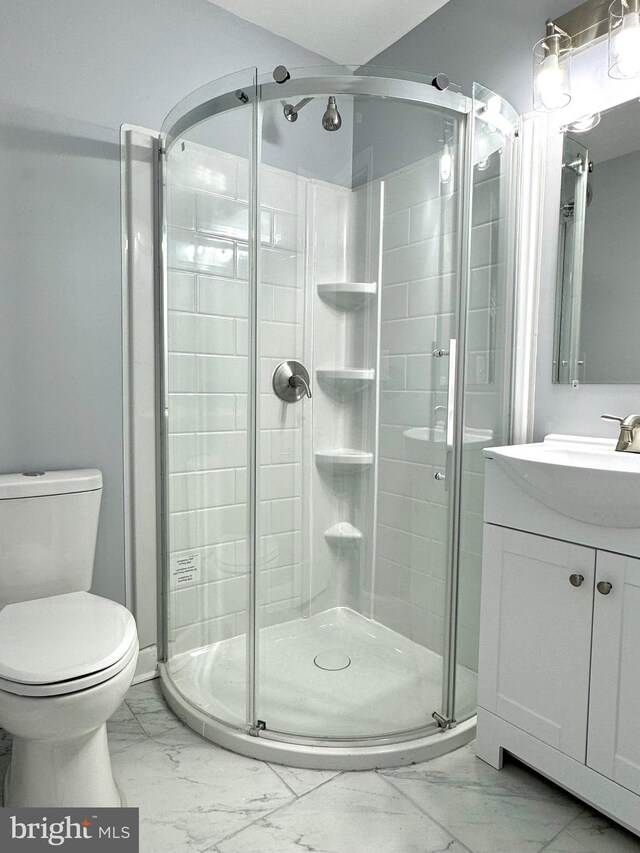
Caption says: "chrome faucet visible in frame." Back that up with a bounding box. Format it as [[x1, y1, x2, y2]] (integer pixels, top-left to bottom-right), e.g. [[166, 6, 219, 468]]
[[601, 414, 640, 452]]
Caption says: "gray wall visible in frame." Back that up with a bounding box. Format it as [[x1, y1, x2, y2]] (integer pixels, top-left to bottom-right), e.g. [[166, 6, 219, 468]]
[[366, 0, 578, 115], [0, 0, 330, 604]]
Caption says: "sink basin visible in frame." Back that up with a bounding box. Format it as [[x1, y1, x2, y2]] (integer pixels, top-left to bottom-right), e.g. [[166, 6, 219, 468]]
[[404, 426, 493, 447], [485, 434, 640, 528]]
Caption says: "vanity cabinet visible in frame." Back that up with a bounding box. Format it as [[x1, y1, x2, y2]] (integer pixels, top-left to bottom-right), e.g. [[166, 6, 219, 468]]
[[477, 444, 640, 836]]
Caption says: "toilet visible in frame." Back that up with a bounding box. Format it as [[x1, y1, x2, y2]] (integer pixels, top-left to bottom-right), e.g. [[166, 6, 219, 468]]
[[0, 469, 139, 807]]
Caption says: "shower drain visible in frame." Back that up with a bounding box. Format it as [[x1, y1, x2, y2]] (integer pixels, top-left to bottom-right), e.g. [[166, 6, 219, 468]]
[[313, 650, 351, 671]]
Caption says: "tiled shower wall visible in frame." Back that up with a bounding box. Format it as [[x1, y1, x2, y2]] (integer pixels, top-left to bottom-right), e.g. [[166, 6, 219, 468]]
[[166, 141, 351, 657], [373, 153, 505, 671]]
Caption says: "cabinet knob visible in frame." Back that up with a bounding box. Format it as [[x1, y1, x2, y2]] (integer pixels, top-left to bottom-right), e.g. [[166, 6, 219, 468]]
[[569, 573, 584, 587], [597, 581, 613, 595]]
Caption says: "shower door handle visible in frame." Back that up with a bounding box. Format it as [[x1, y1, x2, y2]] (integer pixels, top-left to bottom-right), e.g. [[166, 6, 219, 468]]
[[446, 339, 457, 450]]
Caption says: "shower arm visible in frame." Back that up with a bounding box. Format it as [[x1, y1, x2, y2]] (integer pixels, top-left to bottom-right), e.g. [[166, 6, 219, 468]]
[[283, 98, 313, 122]]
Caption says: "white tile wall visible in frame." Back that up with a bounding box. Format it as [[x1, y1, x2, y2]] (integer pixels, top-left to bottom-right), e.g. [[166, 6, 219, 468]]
[[166, 141, 312, 656], [165, 138, 508, 683], [373, 153, 506, 670]]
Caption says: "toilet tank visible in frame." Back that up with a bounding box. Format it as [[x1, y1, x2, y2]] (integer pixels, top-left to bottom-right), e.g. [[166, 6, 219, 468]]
[[0, 469, 102, 607]]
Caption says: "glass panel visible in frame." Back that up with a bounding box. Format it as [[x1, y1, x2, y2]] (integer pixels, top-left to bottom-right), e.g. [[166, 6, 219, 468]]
[[553, 137, 589, 385], [453, 83, 519, 724], [162, 68, 257, 729], [254, 86, 464, 739]]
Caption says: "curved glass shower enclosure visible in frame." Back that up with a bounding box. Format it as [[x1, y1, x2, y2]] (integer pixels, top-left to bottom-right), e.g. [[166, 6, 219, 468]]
[[158, 66, 519, 768]]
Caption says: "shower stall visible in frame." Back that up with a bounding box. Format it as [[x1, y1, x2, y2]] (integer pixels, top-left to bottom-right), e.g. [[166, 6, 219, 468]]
[[157, 65, 519, 768]]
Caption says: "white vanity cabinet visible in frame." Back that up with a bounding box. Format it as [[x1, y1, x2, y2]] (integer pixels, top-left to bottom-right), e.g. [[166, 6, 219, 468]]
[[477, 439, 640, 837]]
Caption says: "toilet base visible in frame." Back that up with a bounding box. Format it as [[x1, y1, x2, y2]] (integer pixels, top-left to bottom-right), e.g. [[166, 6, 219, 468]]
[[4, 723, 122, 807]]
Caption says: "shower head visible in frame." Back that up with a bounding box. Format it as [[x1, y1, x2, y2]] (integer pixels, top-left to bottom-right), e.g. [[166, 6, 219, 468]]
[[322, 97, 342, 132]]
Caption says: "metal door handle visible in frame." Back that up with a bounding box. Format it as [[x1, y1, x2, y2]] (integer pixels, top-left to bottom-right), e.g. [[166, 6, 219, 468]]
[[597, 581, 613, 595], [446, 339, 457, 449], [569, 573, 584, 587]]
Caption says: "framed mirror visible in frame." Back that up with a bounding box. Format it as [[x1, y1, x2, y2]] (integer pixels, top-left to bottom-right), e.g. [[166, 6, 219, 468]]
[[553, 98, 640, 384]]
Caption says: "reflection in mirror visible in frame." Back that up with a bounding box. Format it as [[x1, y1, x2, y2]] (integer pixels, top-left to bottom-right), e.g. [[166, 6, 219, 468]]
[[553, 99, 640, 384]]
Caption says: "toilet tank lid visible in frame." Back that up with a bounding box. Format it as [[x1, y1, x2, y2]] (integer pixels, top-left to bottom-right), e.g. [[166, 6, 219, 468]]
[[0, 469, 102, 499]]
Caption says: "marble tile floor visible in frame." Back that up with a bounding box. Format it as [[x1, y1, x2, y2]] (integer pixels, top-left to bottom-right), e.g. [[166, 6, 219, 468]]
[[0, 678, 637, 853]]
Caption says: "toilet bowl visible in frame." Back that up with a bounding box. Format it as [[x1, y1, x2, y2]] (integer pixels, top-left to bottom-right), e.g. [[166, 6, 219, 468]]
[[0, 470, 139, 806]]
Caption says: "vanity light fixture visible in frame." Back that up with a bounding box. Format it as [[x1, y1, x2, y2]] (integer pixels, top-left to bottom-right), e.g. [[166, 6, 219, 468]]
[[439, 120, 455, 185], [609, 0, 640, 78], [533, 0, 640, 112], [533, 20, 573, 112]]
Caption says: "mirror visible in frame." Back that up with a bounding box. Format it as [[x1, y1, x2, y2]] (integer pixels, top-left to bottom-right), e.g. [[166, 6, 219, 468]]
[[553, 99, 640, 384]]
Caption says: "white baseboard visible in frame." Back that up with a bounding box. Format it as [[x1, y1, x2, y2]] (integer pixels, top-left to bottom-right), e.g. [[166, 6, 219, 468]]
[[133, 644, 158, 684]]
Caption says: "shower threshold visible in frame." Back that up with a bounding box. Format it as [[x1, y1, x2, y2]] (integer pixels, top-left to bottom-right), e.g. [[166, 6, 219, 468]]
[[160, 607, 476, 768]]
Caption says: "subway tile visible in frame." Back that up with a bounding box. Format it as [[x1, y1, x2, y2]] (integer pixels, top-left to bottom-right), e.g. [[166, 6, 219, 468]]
[[261, 167, 299, 213], [383, 208, 410, 250], [470, 221, 499, 269], [260, 464, 301, 500], [260, 321, 299, 357], [381, 316, 437, 355], [384, 157, 441, 212], [169, 186, 196, 230], [272, 285, 302, 324], [197, 276, 247, 318], [168, 433, 198, 474], [168, 353, 197, 392], [196, 431, 247, 470], [273, 211, 300, 251], [168, 146, 237, 196], [410, 195, 457, 243], [407, 275, 455, 318], [383, 234, 455, 285], [197, 194, 249, 241], [268, 498, 302, 535], [270, 430, 302, 464], [168, 393, 235, 433], [169, 470, 236, 512], [168, 312, 235, 355], [197, 355, 248, 393], [381, 283, 408, 320], [168, 271, 196, 312], [169, 228, 236, 277], [261, 248, 300, 287]]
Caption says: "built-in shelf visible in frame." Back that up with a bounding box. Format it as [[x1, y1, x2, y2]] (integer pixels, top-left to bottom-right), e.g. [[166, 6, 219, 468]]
[[315, 449, 374, 468], [323, 522, 363, 543], [317, 281, 377, 309], [316, 368, 375, 386]]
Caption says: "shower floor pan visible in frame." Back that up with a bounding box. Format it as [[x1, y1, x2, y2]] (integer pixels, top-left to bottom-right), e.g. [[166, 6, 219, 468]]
[[160, 607, 476, 770]]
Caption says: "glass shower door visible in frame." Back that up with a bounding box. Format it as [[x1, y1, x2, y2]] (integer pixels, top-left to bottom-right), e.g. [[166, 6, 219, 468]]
[[252, 85, 466, 740]]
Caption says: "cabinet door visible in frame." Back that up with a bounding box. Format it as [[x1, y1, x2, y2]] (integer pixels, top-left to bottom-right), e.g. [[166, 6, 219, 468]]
[[588, 551, 640, 795], [478, 526, 594, 761]]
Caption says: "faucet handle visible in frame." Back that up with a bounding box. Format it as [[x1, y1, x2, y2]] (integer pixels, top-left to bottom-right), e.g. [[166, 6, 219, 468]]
[[601, 414, 624, 424]]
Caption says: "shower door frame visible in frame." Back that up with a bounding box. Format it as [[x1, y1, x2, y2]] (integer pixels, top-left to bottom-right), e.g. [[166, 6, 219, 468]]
[[157, 66, 517, 752]]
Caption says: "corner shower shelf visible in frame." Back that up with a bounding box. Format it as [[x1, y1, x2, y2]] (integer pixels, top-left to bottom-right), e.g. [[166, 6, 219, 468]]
[[324, 522, 363, 543], [316, 368, 375, 388], [315, 449, 374, 468], [317, 281, 377, 309]]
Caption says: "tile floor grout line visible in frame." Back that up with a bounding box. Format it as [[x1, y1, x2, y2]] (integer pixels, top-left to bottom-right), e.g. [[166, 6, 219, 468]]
[[536, 807, 592, 853], [210, 769, 347, 848], [377, 772, 478, 853], [265, 763, 301, 799]]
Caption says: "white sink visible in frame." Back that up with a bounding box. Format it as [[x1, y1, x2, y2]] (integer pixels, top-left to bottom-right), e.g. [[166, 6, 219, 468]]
[[485, 434, 640, 528], [404, 426, 493, 447]]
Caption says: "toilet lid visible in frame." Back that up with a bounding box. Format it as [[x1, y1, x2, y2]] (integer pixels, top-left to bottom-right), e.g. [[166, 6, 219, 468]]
[[0, 591, 138, 685]]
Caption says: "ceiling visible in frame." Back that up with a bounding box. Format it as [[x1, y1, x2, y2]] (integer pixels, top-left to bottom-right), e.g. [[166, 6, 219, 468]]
[[208, 0, 452, 65]]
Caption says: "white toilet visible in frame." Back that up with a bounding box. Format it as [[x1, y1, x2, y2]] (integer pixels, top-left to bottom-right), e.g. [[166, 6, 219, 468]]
[[0, 469, 139, 807]]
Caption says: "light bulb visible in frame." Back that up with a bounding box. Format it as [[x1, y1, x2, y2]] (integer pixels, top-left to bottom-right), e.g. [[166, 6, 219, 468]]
[[612, 11, 640, 77], [536, 52, 567, 110], [440, 142, 452, 183]]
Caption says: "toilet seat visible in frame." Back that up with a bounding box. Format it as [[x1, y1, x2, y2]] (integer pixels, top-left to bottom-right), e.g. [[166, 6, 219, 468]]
[[0, 591, 138, 697]]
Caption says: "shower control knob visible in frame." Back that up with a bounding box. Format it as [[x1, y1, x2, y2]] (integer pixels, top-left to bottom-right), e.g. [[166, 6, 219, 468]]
[[569, 573, 584, 587], [597, 581, 613, 595]]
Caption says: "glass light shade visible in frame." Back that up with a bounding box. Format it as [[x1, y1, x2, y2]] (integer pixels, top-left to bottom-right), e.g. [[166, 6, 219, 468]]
[[533, 32, 572, 112], [609, 1, 640, 78]]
